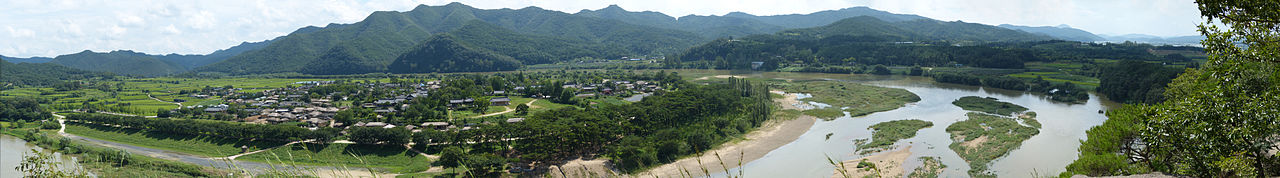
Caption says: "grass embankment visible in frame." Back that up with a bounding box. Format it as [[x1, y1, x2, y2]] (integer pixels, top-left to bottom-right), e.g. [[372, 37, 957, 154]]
[[859, 120, 933, 153], [951, 96, 1028, 116], [908, 156, 946, 178], [3, 127, 227, 177], [947, 113, 1040, 178], [239, 143, 433, 173], [776, 80, 920, 120], [64, 124, 287, 157]]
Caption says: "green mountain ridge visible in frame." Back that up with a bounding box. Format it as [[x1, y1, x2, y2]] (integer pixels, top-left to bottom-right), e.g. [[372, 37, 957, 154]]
[[196, 3, 702, 75], [50, 50, 185, 77], [389, 35, 521, 73], [1, 58, 114, 87]]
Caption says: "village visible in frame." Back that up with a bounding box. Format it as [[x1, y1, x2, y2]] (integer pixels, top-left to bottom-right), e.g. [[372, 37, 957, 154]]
[[170, 74, 670, 138]]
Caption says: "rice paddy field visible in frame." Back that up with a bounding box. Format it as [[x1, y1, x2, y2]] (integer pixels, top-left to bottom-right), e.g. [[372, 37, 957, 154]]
[[0, 77, 375, 116]]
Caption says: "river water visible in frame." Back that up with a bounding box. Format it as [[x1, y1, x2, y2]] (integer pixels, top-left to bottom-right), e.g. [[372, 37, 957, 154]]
[[0, 134, 86, 176], [689, 71, 1118, 177]]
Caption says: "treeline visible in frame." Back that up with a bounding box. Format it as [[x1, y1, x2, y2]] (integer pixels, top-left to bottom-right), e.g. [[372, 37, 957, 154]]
[[0, 97, 51, 122], [669, 35, 1200, 71], [499, 77, 773, 172], [932, 73, 1089, 103], [64, 113, 337, 141], [1096, 60, 1184, 104]]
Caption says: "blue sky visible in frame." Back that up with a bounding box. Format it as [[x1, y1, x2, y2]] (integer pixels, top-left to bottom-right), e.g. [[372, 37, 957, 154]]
[[0, 0, 1203, 58]]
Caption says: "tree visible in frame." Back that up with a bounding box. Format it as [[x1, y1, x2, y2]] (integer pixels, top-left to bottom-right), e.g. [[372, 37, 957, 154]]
[[155, 108, 171, 118], [871, 65, 892, 75], [1133, 1, 1280, 176], [471, 98, 491, 114], [439, 146, 466, 170], [515, 104, 530, 115]]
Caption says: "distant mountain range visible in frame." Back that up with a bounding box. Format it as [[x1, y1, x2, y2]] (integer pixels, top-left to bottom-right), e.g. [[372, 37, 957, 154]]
[[1100, 34, 1204, 45], [998, 24, 1106, 42], [0, 3, 1202, 76]]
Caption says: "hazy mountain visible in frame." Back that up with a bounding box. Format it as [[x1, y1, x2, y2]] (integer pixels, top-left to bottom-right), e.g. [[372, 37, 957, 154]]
[[156, 39, 275, 70], [998, 24, 1105, 42], [197, 3, 702, 75], [1, 59, 113, 86], [575, 5, 784, 38], [0, 38, 271, 77], [1102, 34, 1205, 45], [575, 5, 925, 39], [780, 16, 1054, 42], [724, 6, 928, 28], [0, 55, 53, 63]]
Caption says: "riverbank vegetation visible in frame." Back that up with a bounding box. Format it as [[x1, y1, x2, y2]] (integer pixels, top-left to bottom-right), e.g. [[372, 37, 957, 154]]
[[63, 123, 287, 157], [947, 113, 1040, 177], [774, 80, 920, 119], [908, 156, 946, 178], [2, 129, 225, 177], [858, 119, 933, 153], [238, 143, 433, 173], [951, 96, 1028, 116], [1062, 1, 1280, 177]]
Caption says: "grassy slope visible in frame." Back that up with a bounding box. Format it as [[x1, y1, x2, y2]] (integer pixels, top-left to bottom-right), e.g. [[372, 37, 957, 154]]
[[64, 124, 287, 157], [946, 113, 1040, 177], [775, 80, 920, 119], [238, 143, 433, 173], [951, 96, 1028, 116]]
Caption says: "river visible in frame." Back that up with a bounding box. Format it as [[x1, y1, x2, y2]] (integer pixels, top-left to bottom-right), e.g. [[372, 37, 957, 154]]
[[0, 134, 87, 176], [685, 71, 1118, 177]]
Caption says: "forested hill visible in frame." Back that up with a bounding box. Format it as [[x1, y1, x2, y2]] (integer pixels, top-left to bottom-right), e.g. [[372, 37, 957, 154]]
[[195, 3, 702, 75], [1, 39, 271, 77], [1, 59, 113, 87], [50, 50, 186, 77]]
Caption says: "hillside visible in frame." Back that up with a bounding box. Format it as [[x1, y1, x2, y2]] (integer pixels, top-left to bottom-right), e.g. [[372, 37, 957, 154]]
[[1, 59, 113, 86], [50, 50, 185, 77], [998, 24, 1105, 42], [197, 3, 702, 75], [389, 35, 521, 73]]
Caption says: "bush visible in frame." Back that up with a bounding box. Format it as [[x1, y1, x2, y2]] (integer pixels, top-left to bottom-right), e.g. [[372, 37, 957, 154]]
[[39, 121, 60, 130]]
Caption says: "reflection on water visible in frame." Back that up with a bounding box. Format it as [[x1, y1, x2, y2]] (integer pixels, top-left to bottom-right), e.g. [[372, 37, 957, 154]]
[[1, 134, 86, 177], [684, 70, 1117, 177]]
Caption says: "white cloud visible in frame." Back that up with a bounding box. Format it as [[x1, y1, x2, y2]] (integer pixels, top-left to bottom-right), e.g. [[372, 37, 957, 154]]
[[162, 24, 182, 35], [0, 0, 1203, 58], [7, 27, 35, 38]]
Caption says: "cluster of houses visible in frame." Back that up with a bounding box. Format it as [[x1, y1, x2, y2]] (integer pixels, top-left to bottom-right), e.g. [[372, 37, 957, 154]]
[[190, 78, 665, 132]]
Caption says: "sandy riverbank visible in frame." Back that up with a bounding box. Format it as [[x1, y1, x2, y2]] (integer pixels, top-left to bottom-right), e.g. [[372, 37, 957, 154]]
[[831, 146, 913, 178], [634, 91, 818, 177]]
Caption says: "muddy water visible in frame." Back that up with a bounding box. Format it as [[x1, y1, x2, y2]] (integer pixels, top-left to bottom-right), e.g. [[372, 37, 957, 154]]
[[1, 134, 86, 176], [685, 71, 1117, 177]]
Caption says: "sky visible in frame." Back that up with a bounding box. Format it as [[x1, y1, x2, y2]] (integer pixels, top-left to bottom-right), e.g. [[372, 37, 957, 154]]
[[0, 0, 1204, 58]]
